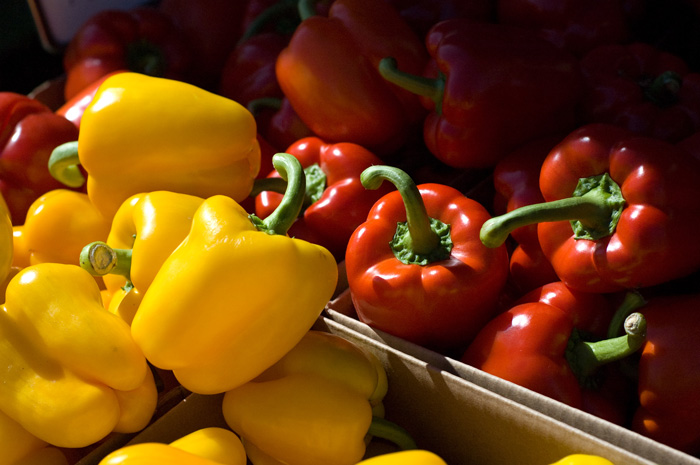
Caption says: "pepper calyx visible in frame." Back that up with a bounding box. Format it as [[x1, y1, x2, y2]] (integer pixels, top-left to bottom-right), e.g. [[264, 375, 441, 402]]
[[570, 173, 625, 240]]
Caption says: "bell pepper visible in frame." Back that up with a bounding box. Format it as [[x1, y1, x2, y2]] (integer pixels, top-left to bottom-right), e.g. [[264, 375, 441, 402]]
[[98, 427, 247, 465], [56, 70, 125, 129], [550, 454, 614, 465], [79, 191, 205, 324], [386, 0, 494, 39], [0, 263, 157, 448], [0, 408, 68, 465], [62, 7, 193, 100], [0, 92, 80, 225], [630, 292, 700, 455], [0, 194, 12, 285], [480, 123, 700, 293], [378, 19, 582, 169], [253, 136, 393, 261], [275, 0, 428, 155], [354, 450, 447, 465], [461, 283, 646, 421], [48, 72, 261, 221], [17, 189, 111, 267], [130, 153, 338, 394], [578, 42, 700, 143], [222, 330, 415, 465], [345, 165, 509, 354]]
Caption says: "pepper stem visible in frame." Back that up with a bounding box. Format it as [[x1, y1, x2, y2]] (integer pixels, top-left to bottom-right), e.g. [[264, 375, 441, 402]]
[[361, 165, 452, 265], [237, 0, 298, 46], [247, 97, 282, 117], [249, 163, 326, 210], [48, 141, 85, 188], [80, 241, 132, 280], [643, 71, 682, 108], [297, 0, 317, 20], [480, 173, 625, 248], [367, 416, 417, 451], [248, 153, 305, 235], [607, 290, 648, 338], [378, 57, 444, 114]]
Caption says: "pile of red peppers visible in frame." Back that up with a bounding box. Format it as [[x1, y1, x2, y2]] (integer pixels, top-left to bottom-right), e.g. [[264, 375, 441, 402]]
[[4, 0, 700, 460]]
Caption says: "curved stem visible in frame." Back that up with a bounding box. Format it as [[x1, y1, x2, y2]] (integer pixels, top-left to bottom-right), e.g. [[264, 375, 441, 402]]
[[48, 141, 85, 188], [607, 291, 647, 338], [644, 71, 682, 108], [249, 153, 305, 235], [367, 416, 417, 451], [378, 57, 444, 114], [249, 177, 288, 197], [297, 0, 317, 20], [80, 241, 132, 280], [361, 166, 439, 255], [247, 97, 282, 117], [237, 0, 298, 46]]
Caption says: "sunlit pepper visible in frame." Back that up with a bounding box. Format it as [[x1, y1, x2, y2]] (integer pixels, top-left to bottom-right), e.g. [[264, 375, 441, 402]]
[[130, 154, 338, 395], [48, 72, 261, 220], [0, 408, 68, 465], [0, 193, 12, 284], [0, 263, 157, 448], [355, 450, 448, 465], [550, 454, 614, 465], [222, 330, 415, 465], [99, 427, 246, 465]]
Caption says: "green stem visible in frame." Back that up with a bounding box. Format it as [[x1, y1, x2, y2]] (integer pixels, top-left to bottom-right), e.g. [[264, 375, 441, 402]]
[[248, 153, 305, 235], [297, 0, 317, 20], [250, 177, 288, 198], [367, 416, 417, 451], [48, 141, 85, 188], [249, 163, 325, 210], [568, 312, 647, 381], [607, 291, 648, 339], [247, 97, 282, 117], [236, 0, 299, 46], [643, 71, 682, 108], [80, 241, 132, 280], [480, 173, 625, 248], [378, 57, 444, 115]]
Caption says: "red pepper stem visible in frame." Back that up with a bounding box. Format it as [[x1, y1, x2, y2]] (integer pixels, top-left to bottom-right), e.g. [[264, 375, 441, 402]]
[[79, 241, 132, 280], [569, 312, 647, 380], [361, 165, 439, 256], [367, 416, 417, 451], [250, 177, 288, 197], [48, 141, 85, 188], [644, 71, 682, 107], [237, 0, 298, 46], [378, 57, 444, 114], [607, 291, 648, 339], [298, 0, 318, 20], [249, 153, 305, 235], [247, 97, 282, 117]]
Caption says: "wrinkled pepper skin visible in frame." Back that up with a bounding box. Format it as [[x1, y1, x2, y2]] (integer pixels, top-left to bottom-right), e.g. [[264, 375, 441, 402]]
[[276, 0, 428, 155], [631, 293, 700, 455], [20, 189, 111, 267], [355, 450, 448, 465], [0, 263, 157, 448], [99, 427, 246, 465], [0, 194, 12, 285], [131, 169, 337, 394], [255, 137, 393, 261], [62, 7, 192, 100], [579, 42, 700, 143], [49, 73, 261, 220], [0, 93, 80, 225]]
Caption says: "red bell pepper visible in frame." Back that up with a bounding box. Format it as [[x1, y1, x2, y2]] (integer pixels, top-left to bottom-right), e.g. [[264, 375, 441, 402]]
[[378, 19, 582, 169], [480, 123, 700, 293], [461, 282, 646, 424], [56, 70, 125, 129], [62, 7, 193, 100], [275, 0, 428, 156], [0, 93, 80, 225], [249, 97, 314, 152], [386, 0, 494, 38], [345, 165, 509, 354], [631, 292, 700, 455], [578, 42, 700, 143], [253, 137, 392, 261]]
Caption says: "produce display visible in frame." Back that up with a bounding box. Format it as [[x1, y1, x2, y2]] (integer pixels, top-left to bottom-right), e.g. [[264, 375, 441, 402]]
[[2, 0, 700, 464]]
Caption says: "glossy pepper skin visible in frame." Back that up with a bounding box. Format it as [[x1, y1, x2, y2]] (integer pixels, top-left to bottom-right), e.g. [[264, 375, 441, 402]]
[[254, 136, 393, 261], [0, 194, 12, 285], [378, 19, 582, 169], [462, 282, 646, 422], [130, 154, 338, 395], [222, 330, 414, 465], [48, 72, 261, 221], [99, 427, 246, 465], [578, 42, 700, 143], [62, 7, 192, 100], [481, 123, 700, 293], [275, 0, 428, 155], [631, 293, 700, 455], [0, 93, 80, 225], [0, 263, 157, 448], [355, 450, 447, 465], [56, 70, 125, 129], [550, 455, 614, 465], [346, 166, 509, 354]]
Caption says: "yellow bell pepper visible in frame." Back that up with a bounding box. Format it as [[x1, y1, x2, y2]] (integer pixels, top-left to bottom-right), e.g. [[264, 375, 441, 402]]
[[17, 189, 110, 267], [80, 191, 205, 324], [130, 154, 338, 395], [550, 454, 614, 465], [11, 227, 29, 269], [0, 408, 68, 465], [221, 330, 415, 465], [355, 450, 448, 465], [0, 193, 13, 285], [0, 263, 157, 448], [48, 72, 261, 220], [99, 427, 247, 465]]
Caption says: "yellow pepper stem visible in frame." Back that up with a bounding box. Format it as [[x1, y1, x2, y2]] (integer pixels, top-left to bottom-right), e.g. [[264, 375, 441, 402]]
[[368, 416, 417, 451], [80, 241, 132, 280], [48, 141, 86, 188]]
